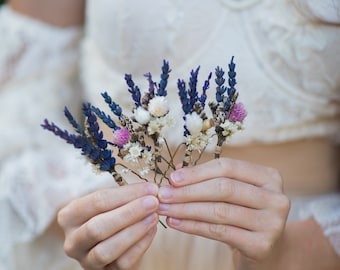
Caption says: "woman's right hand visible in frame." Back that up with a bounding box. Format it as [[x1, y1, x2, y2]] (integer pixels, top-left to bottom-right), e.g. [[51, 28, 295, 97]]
[[57, 182, 159, 270]]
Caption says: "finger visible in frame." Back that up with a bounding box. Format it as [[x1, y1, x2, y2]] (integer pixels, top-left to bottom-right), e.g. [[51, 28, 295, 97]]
[[169, 157, 283, 192], [58, 182, 158, 229], [159, 178, 272, 209], [158, 202, 264, 231], [112, 226, 157, 270], [166, 217, 256, 252], [64, 195, 159, 257], [81, 214, 159, 269]]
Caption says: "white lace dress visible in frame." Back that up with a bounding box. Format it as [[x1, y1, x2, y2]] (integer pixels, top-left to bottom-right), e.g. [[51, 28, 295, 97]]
[[0, 0, 339, 269]]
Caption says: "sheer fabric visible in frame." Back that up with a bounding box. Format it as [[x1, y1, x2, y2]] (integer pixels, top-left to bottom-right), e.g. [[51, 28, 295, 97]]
[[0, 0, 339, 269]]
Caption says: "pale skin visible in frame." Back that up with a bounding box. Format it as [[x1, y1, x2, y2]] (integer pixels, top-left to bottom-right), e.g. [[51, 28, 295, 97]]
[[9, 0, 340, 269]]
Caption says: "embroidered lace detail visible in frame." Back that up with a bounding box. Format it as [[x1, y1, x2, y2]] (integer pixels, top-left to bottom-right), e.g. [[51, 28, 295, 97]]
[[82, 0, 340, 145], [237, 0, 340, 144]]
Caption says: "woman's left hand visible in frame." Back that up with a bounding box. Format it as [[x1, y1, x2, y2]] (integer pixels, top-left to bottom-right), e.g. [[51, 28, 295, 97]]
[[157, 157, 290, 269]]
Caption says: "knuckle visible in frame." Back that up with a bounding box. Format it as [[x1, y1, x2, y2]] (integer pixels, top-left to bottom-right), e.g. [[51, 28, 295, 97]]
[[57, 208, 68, 228], [212, 203, 229, 221], [91, 245, 111, 267], [115, 257, 133, 270], [217, 179, 236, 200], [257, 238, 273, 260], [84, 218, 104, 242], [269, 215, 285, 235], [274, 193, 291, 214], [63, 238, 77, 258], [208, 223, 229, 241], [267, 167, 283, 188], [217, 157, 233, 172], [92, 190, 110, 212]]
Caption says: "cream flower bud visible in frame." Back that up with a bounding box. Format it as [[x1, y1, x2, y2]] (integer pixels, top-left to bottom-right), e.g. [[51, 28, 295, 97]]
[[134, 107, 151, 124], [202, 118, 214, 131], [185, 112, 203, 135], [148, 96, 169, 117]]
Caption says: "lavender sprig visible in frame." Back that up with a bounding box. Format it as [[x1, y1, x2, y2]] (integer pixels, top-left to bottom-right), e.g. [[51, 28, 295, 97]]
[[64, 107, 83, 134], [125, 74, 142, 107], [209, 56, 242, 158], [102, 92, 123, 117], [144, 72, 156, 98], [178, 67, 213, 166], [157, 60, 171, 96], [41, 105, 126, 186], [91, 105, 119, 130]]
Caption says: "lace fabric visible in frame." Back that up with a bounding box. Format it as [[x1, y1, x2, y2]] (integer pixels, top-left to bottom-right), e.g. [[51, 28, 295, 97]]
[[83, 0, 340, 146]]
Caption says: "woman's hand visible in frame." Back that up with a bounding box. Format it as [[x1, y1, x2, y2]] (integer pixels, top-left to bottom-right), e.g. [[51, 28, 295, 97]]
[[157, 157, 290, 269], [58, 182, 159, 270]]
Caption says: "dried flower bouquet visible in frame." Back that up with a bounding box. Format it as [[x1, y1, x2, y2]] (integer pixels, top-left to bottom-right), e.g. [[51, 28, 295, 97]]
[[41, 57, 247, 187]]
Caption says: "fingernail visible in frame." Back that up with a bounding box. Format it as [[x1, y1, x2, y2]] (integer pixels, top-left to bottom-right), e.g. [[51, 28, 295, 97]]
[[169, 217, 181, 226], [145, 183, 158, 195], [143, 196, 157, 210], [170, 171, 184, 184], [159, 203, 170, 211], [158, 186, 173, 200]]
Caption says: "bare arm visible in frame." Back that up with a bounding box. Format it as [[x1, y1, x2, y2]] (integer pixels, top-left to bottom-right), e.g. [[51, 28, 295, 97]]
[[9, 0, 85, 27]]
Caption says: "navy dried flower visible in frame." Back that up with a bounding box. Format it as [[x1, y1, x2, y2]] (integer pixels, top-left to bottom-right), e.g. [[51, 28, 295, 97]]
[[125, 74, 142, 108], [102, 92, 123, 117], [157, 60, 171, 96]]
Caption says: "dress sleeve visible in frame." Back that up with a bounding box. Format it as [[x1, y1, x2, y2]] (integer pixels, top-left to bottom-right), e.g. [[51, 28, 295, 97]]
[[291, 193, 340, 256], [305, 194, 340, 256], [0, 5, 113, 269]]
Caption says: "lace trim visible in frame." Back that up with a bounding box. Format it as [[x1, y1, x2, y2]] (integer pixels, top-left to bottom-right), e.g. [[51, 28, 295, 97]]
[[0, 5, 82, 85]]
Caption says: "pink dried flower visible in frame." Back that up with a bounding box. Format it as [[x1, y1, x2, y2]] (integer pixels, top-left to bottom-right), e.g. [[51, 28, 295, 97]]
[[228, 102, 247, 122], [112, 128, 131, 147]]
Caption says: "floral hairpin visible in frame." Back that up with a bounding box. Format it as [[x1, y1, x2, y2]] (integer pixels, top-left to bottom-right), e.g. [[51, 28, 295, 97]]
[[41, 57, 247, 187]]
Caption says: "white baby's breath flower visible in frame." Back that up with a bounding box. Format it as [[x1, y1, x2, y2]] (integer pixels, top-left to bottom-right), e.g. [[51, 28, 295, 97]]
[[142, 150, 153, 164], [139, 167, 150, 176], [129, 142, 143, 158], [220, 120, 239, 137], [148, 96, 169, 117], [123, 142, 132, 150], [147, 118, 162, 135], [185, 112, 203, 135], [165, 115, 176, 127], [121, 168, 131, 174], [185, 132, 211, 152], [124, 142, 143, 163], [134, 107, 151, 124], [158, 136, 165, 144]]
